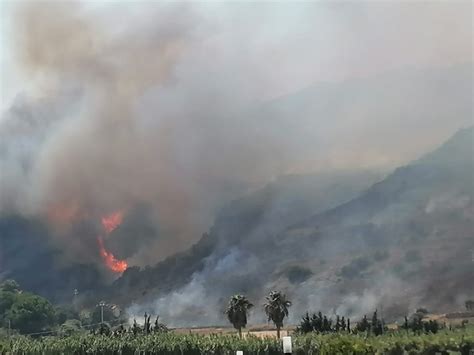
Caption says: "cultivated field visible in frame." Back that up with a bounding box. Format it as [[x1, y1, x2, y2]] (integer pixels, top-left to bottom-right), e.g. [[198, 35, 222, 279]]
[[1, 326, 472, 354]]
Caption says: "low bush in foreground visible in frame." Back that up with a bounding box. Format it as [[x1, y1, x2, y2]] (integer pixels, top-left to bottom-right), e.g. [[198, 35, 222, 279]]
[[0, 330, 472, 354]]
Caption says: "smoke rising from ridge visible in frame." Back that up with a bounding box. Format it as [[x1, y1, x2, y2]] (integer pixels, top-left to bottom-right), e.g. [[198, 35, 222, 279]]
[[0, 1, 472, 267]]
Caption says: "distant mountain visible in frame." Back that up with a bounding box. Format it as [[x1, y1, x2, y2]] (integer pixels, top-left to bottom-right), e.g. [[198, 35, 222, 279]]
[[116, 126, 473, 326]]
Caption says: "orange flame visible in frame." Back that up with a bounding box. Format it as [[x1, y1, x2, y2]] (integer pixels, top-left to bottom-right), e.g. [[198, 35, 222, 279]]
[[98, 210, 128, 273], [101, 211, 124, 234], [97, 236, 128, 273]]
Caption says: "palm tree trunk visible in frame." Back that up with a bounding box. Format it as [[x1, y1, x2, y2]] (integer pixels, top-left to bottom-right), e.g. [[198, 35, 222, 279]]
[[276, 325, 280, 339], [238, 327, 242, 339]]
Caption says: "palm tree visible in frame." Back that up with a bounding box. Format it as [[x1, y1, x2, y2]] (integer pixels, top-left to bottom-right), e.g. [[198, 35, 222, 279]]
[[264, 291, 291, 338], [225, 294, 253, 338]]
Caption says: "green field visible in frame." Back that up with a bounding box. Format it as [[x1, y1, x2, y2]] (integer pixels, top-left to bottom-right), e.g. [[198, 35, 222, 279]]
[[1, 329, 473, 355]]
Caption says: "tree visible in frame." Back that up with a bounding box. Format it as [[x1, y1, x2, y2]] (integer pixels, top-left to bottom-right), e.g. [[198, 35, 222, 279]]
[[263, 291, 291, 338], [0, 280, 58, 334], [225, 294, 253, 338], [131, 319, 141, 335], [341, 316, 346, 331], [355, 315, 370, 332], [298, 313, 312, 334], [58, 319, 82, 336], [322, 315, 331, 332], [411, 313, 424, 335], [371, 310, 384, 336], [402, 316, 409, 334], [143, 313, 152, 334], [312, 312, 323, 332], [54, 305, 79, 325], [0, 280, 20, 293], [0, 281, 20, 322], [298, 312, 350, 334], [153, 316, 168, 333], [5, 292, 55, 334], [416, 308, 428, 315], [465, 300, 474, 311], [424, 320, 439, 334]]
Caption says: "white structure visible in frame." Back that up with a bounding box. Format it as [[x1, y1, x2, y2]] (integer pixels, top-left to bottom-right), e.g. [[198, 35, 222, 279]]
[[282, 336, 292, 354]]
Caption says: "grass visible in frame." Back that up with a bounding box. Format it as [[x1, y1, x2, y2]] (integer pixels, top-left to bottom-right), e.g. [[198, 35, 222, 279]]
[[0, 327, 472, 354]]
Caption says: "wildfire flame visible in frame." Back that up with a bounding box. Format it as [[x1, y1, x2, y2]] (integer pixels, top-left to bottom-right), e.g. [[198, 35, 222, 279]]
[[97, 237, 128, 273], [97, 210, 128, 273], [101, 211, 124, 234]]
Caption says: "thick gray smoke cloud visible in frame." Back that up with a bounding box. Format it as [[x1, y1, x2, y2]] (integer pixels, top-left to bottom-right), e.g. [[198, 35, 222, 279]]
[[2, 2, 291, 263], [0, 1, 472, 267]]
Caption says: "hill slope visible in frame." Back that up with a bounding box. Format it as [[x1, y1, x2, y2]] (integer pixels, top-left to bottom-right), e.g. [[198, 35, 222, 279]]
[[274, 126, 473, 319], [118, 127, 473, 326], [111, 170, 381, 319]]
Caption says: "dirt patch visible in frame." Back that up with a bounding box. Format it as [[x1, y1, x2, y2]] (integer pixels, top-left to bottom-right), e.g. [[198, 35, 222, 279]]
[[172, 325, 296, 338]]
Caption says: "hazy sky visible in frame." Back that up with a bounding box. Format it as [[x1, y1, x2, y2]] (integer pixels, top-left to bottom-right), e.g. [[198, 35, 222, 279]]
[[1, 1, 472, 110]]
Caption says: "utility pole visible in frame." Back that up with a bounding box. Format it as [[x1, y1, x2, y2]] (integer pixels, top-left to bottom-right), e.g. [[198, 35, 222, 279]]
[[73, 289, 79, 312], [380, 305, 384, 335], [98, 301, 106, 324]]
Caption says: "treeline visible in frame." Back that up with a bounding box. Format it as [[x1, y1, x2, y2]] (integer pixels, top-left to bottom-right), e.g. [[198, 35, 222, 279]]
[[297, 310, 386, 336], [298, 312, 352, 334], [401, 308, 440, 335], [0, 279, 470, 339], [297, 309, 442, 336], [0, 280, 121, 336], [226, 292, 449, 339]]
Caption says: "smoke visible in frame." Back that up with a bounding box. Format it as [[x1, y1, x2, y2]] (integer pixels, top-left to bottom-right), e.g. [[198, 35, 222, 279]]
[[1, 0, 472, 269], [127, 247, 265, 327], [128, 274, 218, 328], [125, 249, 413, 327], [2, 2, 304, 265]]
